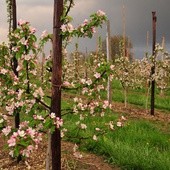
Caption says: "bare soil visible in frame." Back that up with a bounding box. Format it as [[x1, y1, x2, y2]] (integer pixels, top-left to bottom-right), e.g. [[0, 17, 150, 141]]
[[0, 135, 118, 170]]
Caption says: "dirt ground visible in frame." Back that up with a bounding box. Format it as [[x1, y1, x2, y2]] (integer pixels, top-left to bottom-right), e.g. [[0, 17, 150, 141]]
[[0, 137, 118, 170], [0, 99, 169, 170]]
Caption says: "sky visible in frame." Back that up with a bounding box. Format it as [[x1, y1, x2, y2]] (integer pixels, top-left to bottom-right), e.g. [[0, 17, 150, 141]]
[[0, 0, 170, 59]]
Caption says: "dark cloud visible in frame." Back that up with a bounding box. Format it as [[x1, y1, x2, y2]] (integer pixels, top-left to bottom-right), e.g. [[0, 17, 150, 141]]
[[1, 0, 170, 58], [17, 0, 52, 7]]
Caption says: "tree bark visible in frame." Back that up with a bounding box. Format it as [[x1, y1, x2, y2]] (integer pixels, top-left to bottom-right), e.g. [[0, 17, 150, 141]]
[[150, 12, 157, 116], [50, 1, 63, 170]]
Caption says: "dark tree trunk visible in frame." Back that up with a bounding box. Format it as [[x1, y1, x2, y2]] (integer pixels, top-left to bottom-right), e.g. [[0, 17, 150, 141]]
[[11, 0, 20, 130], [150, 12, 157, 116], [12, 0, 17, 30], [51, 0, 63, 170], [11, 0, 21, 163]]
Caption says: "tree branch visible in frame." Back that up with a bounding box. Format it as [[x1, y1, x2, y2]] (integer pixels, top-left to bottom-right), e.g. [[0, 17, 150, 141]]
[[65, 0, 73, 17]]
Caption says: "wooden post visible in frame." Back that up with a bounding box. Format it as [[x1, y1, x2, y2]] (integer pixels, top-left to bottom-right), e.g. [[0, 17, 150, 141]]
[[106, 20, 112, 104], [11, 0, 19, 129], [150, 11, 157, 116], [11, 0, 22, 163], [122, 5, 126, 57], [51, 0, 63, 169]]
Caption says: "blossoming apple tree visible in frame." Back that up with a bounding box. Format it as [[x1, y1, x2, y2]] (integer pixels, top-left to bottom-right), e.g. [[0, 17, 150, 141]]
[[0, 1, 122, 169]]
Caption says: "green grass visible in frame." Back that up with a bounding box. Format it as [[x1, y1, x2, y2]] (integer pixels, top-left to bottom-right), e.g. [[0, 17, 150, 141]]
[[61, 79, 170, 169], [63, 111, 170, 170], [102, 80, 170, 112]]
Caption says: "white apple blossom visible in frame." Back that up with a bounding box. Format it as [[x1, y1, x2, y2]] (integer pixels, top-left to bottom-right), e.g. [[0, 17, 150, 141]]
[[93, 135, 98, 141], [117, 121, 122, 127], [80, 123, 87, 130], [18, 130, 26, 137]]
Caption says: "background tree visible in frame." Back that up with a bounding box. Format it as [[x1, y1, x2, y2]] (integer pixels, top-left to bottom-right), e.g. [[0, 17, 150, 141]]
[[102, 35, 133, 61]]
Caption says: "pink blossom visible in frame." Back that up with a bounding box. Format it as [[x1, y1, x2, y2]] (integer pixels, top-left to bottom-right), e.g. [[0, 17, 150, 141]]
[[27, 145, 34, 152], [0, 68, 8, 74], [5, 105, 14, 115], [82, 87, 88, 94], [63, 81, 71, 87], [7, 136, 16, 147], [91, 27, 96, 33], [2, 115, 8, 120], [13, 132, 18, 138], [19, 121, 29, 128], [96, 10, 106, 17], [80, 78, 86, 84], [86, 79, 92, 85], [41, 30, 48, 38], [55, 117, 63, 129], [21, 149, 30, 157], [67, 23, 74, 32], [2, 126, 12, 136], [12, 47, 19, 52], [61, 23, 74, 33], [22, 40, 29, 47], [83, 19, 88, 24], [61, 24, 67, 32], [30, 27, 36, 34], [94, 72, 101, 79], [103, 100, 109, 109], [18, 19, 28, 26], [97, 85, 104, 92], [33, 87, 44, 98], [26, 127, 36, 138], [81, 19, 88, 27]]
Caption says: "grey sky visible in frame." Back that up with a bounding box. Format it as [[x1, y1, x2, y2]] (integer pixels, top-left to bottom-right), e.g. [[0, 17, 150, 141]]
[[1, 0, 170, 58]]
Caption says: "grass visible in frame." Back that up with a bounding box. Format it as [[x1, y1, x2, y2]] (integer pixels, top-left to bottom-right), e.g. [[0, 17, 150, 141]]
[[61, 79, 170, 169], [63, 110, 170, 170], [99, 80, 170, 112]]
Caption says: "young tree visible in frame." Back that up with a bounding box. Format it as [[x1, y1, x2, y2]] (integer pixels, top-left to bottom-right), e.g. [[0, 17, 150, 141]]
[[50, 0, 63, 169], [102, 35, 133, 61]]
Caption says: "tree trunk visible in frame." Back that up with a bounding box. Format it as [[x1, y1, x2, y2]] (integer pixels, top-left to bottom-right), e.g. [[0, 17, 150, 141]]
[[11, 0, 21, 163], [50, 1, 63, 170], [150, 12, 157, 116], [124, 88, 127, 108], [106, 20, 112, 104]]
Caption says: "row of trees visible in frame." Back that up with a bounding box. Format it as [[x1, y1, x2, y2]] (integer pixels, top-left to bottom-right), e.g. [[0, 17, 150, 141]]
[[63, 42, 170, 108]]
